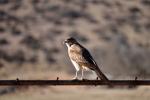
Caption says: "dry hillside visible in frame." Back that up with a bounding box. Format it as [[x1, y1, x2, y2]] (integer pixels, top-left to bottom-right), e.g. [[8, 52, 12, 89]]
[[0, 0, 150, 99]]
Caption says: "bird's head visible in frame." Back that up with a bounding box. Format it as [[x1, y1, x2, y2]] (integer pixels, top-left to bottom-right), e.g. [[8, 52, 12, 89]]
[[64, 37, 77, 47]]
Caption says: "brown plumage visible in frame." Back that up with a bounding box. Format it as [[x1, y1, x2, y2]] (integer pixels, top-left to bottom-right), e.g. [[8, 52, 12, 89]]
[[64, 37, 109, 82]]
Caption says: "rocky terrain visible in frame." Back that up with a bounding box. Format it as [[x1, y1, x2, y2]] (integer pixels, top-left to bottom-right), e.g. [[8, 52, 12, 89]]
[[0, 0, 150, 80]]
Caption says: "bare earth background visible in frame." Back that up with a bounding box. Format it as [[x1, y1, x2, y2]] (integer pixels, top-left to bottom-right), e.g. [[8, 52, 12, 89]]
[[0, 0, 150, 100]]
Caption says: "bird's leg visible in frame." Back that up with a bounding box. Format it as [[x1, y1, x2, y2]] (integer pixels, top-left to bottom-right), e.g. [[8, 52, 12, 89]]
[[81, 69, 84, 80], [81, 69, 88, 80], [72, 70, 79, 80]]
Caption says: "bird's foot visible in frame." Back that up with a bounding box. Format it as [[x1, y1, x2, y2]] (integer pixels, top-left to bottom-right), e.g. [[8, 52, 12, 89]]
[[81, 78, 89, 81], [72, 77, 78, 80]]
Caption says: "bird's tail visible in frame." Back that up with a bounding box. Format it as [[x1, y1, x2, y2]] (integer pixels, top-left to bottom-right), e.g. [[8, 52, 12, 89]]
[[94, 67, 109, 82]]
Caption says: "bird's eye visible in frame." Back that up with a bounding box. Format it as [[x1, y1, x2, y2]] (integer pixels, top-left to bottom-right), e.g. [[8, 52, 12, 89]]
[[64, 40, 67, 43]]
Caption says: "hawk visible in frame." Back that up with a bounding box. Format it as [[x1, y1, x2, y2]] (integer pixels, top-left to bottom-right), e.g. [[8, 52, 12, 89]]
[[64, 37, 109, 82]]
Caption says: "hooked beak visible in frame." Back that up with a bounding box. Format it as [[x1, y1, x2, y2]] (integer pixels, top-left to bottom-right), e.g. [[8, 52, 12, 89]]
[[63, 40, 67, 44]]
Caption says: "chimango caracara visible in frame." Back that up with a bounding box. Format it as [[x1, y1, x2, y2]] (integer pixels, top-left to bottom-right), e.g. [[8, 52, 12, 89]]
[[64, 37, 109, 82]]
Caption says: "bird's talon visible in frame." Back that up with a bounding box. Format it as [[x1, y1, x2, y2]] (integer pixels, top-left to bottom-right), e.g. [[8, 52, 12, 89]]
[[72, 77, 78, 80], [82, 78, 88, 81]]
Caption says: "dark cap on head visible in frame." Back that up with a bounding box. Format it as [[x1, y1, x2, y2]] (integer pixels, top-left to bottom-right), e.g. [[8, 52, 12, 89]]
[[64, 37, 77, 46]]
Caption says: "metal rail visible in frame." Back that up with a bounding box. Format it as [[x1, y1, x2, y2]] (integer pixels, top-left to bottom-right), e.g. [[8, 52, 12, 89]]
[[0, 79, 150, 86]]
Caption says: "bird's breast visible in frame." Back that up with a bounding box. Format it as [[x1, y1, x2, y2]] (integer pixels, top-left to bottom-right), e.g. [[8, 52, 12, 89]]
[[68, 49, 81, 59], [68, 45, 82, 56]]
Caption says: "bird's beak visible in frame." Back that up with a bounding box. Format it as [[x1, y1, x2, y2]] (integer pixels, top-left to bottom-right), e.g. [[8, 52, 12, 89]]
[[63, 40, 67, 44]]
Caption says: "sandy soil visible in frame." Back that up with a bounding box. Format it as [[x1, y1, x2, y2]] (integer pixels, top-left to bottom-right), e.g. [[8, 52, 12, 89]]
[[0, 86, 150, 100]]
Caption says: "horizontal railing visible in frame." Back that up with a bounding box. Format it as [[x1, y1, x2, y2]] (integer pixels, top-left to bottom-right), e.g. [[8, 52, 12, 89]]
[[0, 79, 150, 86]]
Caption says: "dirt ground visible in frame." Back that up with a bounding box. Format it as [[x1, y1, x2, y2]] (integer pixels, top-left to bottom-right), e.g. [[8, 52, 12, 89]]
[[0, 86, 150, 100]]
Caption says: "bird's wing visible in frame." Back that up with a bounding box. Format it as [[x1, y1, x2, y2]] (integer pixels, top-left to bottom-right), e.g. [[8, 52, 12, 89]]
[[82, 49, 109, 82], [69, 48, 98, 69], [82, 48, 98, 67], [69, 47, 109, 81]]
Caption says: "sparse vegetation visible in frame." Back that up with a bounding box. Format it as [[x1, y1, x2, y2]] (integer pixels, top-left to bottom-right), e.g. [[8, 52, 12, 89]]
[[0, 0, 150, 99]]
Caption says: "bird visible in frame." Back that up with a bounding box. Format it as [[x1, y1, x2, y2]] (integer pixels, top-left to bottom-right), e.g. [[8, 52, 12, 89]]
[[64, 37, 109, 82]]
